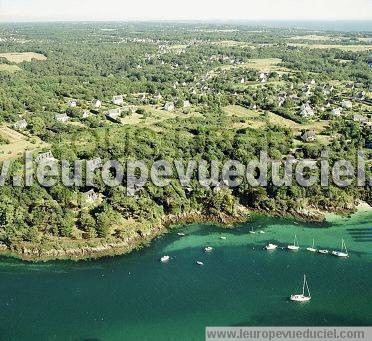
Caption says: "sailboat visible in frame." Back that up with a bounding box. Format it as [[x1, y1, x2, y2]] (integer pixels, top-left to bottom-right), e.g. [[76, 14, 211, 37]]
[[160, 255, 170, 263], [331, 239, 349, 257], [306, 238, 317, 252], [265, 243, 278, 251], [287, 235, 300, 251], [249, 227, 256, 234], [290, 275, 311, 302]]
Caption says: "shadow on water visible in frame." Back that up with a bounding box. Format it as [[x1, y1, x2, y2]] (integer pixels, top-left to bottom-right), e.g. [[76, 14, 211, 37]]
[[347, 227, 372, 242]]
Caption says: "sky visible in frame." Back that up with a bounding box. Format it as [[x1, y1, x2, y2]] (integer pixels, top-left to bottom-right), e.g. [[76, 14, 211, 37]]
[[0, 0, 371, 22]]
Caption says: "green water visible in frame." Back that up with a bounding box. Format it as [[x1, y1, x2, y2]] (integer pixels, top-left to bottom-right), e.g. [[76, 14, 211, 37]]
[[0, 209, 371, 341]]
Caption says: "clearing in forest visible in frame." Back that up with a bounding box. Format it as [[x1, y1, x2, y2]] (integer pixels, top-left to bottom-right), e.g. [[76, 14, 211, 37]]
[[287, 43, 372, 52], [0, 64, 21, 73], [0, 52, 47, 63], [0, 126, 49, 161]]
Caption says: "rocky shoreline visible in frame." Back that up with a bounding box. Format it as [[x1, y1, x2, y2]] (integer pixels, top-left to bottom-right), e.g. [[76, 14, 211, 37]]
[[0, 202, 367, 262]]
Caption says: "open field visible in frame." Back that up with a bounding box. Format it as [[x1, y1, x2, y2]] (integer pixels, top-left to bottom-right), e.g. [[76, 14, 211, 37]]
[[0, 52, 47, 63], [289, 35, 338, 41], [0, 64, 21, 73], [288, 43, 372, 52], [120, 105, 202, 127], [0, 126, 49, 161], [223, 105, 329, 137]]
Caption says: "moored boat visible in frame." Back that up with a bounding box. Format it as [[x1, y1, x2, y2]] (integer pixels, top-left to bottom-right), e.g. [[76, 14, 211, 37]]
[[290, 274, 311, 302], [265, 243, 278, 251], [160, 255, 170, 263], [287, 235, 300, 251]]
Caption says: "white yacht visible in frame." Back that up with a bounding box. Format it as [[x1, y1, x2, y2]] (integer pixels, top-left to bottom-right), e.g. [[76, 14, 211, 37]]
[[177, 232, 186, 236], [290, 275, 311, 302], [204, 247, 213, 252], [196, 261, 204, 266], [287, 235, 300, 251], [160, 255, 170, 263], [306, 239, 317, 252], [265, 243, 278, 251], [331, 239, 349, 258], [220, 236, 227, 240], [249, 227, 256, 234], [318, 249, 329, 254]]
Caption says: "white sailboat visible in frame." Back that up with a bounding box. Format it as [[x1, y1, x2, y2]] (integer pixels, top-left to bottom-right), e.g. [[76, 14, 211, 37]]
[[249, 227, 256, 234], [290, 275, 311, 302], [160, 255, 170, 263], [318, 249, 329, 254], [177, 232, 186, 236], [265, 243, 278, 251], [331, 239, 349, 257], [204, 246, 213, 252], [306, 238, 317, 252], [220, 236, 227, 240], [287, 235, 300, 251], [196, 261, 204, 266]]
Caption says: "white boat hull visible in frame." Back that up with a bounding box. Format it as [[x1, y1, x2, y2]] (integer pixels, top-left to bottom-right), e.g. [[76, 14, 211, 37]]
[[318, 250, 329, 254], [331, 251, 348, 257], [290, 294, 311, 302], [287, 245, 300, 251], [265, 244, 278, 250], [160, 256, 170, 263], [306, 247, 317, 252]]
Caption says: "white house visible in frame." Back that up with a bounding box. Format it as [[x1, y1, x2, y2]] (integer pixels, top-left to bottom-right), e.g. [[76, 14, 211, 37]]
[[55, 113, 69, 123], [13, 119, 28, 130], [301, 130, 317, 142], [183, 100, 191, 108], [67, 100, 77, 108], [353, 114, 368, 123], [91, 99, 102, 109], [341, 100, 353, 109], [35, 151, 56, 163], [82, 110, 91, 118], [106, 108, 121, 120], [259, 72, 268, 83], [164, 102, 175, 112], [112, 95, 124, 105], [331, 108, 343, 117], [82, 189, 102, 205], [299, 103, 315, 118]]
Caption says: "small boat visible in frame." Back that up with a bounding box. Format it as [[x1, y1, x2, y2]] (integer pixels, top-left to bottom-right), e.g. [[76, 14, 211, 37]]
[[259, 230, 265, 234], [220, 236, 227, 240], [204, 246, 213, 252], [160, 255, 170, 263], [331, 239, 349, 258], [306, 238, 317, 252], [287, 235, 300, 251], [196, 261, 204, 266], [177, 232, 186, 236], [249, 227, 256, 234], [318, 249, 329, 254], [265, 243, 278, 251], [290, 274, 311, 302]]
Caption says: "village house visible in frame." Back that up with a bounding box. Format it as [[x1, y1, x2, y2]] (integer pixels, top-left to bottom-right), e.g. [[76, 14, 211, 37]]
[[82, 110, 91, 118], [35, 151, 56, 163], [353, 114, 368, 124], [106, 108, 121, 121], [299, 103, 315, 118], [341, 100, 353, 109], [183, 100, 191, 108], [301, 130, 317, 142], [67, 99, 77, 108], [164, 102, 175, 112], [82, 189, 102, 205], [331, 108, 343, 117], [55, 113, 69, 123], [13, 119, 28, 130], [112, 95, 124, 105], [91, 99, 102, 109], [259, 72, 268, 83], [240, 78, 245, 84]]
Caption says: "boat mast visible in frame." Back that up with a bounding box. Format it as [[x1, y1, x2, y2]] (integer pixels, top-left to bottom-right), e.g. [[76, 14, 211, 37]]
[[302, 275, 306, 295], [342, 239, 348, 254]]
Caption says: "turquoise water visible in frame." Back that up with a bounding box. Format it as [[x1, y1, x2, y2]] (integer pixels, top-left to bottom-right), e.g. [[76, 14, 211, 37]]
[[0, 209, 371, 341]]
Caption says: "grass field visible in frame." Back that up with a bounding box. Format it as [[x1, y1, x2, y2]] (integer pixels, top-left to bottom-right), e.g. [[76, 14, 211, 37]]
[[0, 52, 47, 63], [288, 43, 372, 52], [0, 126, 49, 161], [223, 105, 329, 137], [234, 58, 289, 73], [0, 64, 21, 73]]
